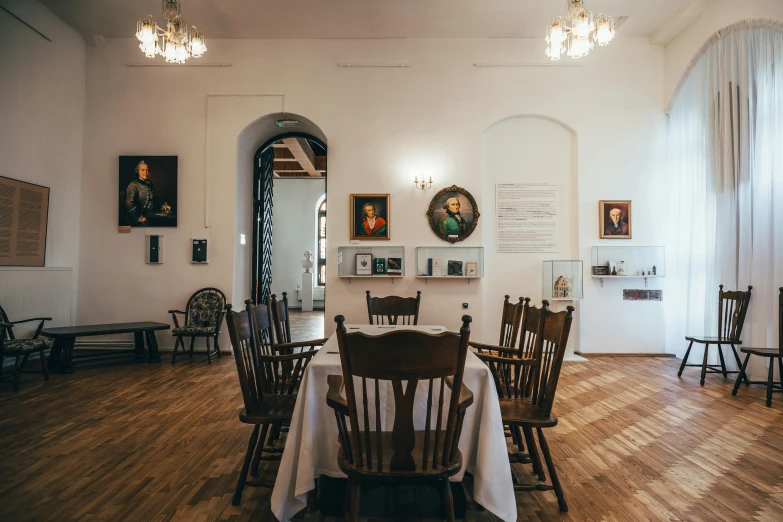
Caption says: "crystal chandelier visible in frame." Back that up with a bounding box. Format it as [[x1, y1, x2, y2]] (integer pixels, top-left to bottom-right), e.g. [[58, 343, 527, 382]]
[[545, 0, 614, 61], [135, 0, 206, 64]]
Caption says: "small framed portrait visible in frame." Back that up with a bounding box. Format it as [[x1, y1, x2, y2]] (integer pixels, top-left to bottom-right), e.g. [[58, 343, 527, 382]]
[[599, 200, 632, 239], [350, 194, 390, 240], [119, 156, 178, 231], [426, 185, 480, 243]]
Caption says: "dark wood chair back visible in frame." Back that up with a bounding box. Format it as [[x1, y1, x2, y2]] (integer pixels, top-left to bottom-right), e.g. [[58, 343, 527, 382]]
[[249, 301, 276, 357], [718, 285, 752, 340], [269, 293, 293, 344], [185, 287, 227, 331], [498, 296, 524, 348], [334, 315, 471, 472], [365, 290, 421, 325], [0, 306, 14, 341], [226, 304, 264, 413], [531, 302, 575, 417]]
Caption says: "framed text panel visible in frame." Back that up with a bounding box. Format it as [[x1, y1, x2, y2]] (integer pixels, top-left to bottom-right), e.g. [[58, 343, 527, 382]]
[[0, 176, 50, 267]]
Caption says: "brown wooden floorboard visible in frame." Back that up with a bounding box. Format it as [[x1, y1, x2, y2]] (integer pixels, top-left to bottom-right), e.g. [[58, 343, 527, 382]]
[[1, 356, 782, 521]]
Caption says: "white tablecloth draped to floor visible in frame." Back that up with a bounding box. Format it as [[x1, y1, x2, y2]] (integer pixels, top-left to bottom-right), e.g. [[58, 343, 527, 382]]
[[270, 324, 516, 522]]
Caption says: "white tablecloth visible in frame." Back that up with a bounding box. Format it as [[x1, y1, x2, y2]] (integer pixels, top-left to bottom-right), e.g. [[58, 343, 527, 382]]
[[270, 325, 516, 522]]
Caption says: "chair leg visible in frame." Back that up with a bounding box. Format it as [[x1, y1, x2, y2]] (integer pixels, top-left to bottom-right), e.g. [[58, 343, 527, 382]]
[[233, 424, 260, 506], [250, 423, 271, 477], [40, 349, 49, 381], [717, 345, 728, 378], [512, 425, 526, 453], [700, 344, 709, 386], [215, 334, 221, 357], [766, 359, 775, 408], [13, 355, 22, 392], [189, 336, 195, 357], [523, 425, 545, 481], [171, 336, 183, 364], [732, 354, 751, 396], [778, 357, 783, 393], [730, 345, 748, 384], [206, 336, 212, 364], [349, 478, 361, 522], [441, 478, 456, 522], [536, 427, 568, 512], [678, 341, 693, 376]]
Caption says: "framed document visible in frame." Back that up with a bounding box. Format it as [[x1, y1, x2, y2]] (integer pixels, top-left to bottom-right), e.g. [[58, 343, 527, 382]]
[[0, 176, 50, 267]]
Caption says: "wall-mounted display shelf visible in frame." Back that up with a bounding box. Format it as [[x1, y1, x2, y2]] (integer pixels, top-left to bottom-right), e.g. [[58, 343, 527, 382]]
[[543, 260, 583, 300], [337, 246, 405, 282], [590, 246, 665, 287], [415, 246, 483, 283]]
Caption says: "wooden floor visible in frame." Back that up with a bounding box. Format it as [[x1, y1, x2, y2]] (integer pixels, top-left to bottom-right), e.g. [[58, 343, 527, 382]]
[[1, 355, 782, 521], [288, 309, 325, 340]]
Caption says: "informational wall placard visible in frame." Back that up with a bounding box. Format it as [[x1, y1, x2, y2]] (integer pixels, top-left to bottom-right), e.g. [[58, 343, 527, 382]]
[[496, 183, 559, 253], [0, 176, 50, 266]]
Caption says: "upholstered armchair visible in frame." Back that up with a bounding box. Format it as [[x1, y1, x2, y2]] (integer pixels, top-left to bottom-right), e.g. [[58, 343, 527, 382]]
[[0, 305, 51, 391], [169, 288, 227, 364]]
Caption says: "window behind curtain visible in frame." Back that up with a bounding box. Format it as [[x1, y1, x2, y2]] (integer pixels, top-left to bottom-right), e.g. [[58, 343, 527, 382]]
[[317, 198, 326, 286]]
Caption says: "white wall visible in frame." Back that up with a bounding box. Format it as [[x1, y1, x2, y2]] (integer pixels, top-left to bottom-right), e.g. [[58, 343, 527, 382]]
[[76, 36, 667, 351], [271, 179, 326, 304], [664, 0, 783, 108], [0, 0, 84, 319]]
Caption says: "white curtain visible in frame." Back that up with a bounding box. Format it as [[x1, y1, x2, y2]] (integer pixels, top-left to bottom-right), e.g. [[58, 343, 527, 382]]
[[666, 20, 783, 378]]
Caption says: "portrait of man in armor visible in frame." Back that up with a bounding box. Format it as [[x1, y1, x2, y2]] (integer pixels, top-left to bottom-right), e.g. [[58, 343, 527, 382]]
[[118, 156, 178, 230]]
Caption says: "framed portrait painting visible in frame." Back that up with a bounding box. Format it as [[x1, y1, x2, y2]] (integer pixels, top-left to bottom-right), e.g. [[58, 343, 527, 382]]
[[426, 185, 480, 243], [350, 194, 390, 240], [118, 156, 178, 231], [599, 200, 632, 239]]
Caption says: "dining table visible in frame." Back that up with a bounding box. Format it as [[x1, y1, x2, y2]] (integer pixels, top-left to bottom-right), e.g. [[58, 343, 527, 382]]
[[270, 324, 516, 522]]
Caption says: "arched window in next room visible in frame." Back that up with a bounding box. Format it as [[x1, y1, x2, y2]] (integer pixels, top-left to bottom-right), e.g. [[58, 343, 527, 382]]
[[316, 195, 326, 286]]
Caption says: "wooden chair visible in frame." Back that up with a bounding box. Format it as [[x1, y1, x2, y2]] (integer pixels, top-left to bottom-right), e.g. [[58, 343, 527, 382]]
[[0, 305, 51, 391], [326, 315, 474, 522], [679, 285, 752, 385], [732, 288, 783, 407], [170, 287, 226, 364], [478, 302, 574, 512], [472, 300, 548, 489], [226, 302, 318, 506], [365, 290, 421, 325]]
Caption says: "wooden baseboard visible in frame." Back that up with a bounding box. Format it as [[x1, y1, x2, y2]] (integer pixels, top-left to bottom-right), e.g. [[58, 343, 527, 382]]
[[575, 352, 675, 358]]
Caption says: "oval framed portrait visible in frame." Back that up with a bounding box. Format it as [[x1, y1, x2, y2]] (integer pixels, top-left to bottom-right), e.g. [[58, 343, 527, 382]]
[[426, 185, 480, 243]]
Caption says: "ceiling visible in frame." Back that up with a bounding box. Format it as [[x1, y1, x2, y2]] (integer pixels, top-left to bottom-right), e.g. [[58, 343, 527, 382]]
[[273, 138, 326, 179], [38, 0, 702, 40]]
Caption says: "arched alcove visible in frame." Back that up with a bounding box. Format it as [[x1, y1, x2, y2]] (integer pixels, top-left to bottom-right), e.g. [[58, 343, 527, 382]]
[[480, 115, 581, 358]]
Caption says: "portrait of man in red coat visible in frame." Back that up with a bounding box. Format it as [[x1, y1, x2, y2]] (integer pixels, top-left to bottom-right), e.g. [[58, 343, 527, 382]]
[[351, 195, 390, 240]]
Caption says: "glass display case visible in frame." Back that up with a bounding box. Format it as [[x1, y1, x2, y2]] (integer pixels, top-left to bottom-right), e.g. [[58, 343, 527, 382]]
[[590, 246, 666, 278], [337, 246, 405, 280], [415, 246, 484, 280], [543, 260, 584, 300]]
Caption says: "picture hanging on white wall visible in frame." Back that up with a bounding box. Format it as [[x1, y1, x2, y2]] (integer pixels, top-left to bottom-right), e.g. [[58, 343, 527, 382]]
[[118, 156, 178, 232], [426, 185, 479, 243]]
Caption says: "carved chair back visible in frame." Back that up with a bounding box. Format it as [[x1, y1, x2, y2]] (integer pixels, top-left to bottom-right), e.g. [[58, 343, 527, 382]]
[[185, 288, 226, 331], [718, 285, 752, 340], [226, 305, 265, 413], [498, 296, 524, 348], [0, 306, 14, 341], [530, 302, 575, 417], [269, 293, 293, 344], [365, 290, 421, 325], [333, 315, 471, 472]]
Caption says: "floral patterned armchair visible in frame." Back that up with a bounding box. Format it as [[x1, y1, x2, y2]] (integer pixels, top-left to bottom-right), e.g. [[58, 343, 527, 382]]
[[169, 288, 226, 364], [0, 304, 50, 391]]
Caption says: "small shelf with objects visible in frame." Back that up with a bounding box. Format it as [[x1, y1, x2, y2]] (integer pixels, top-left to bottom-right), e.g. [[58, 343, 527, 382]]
[[337, 245, 405, 282], [543, 260, 584, 300], [415, 246, 483, 283], [590, 246, 665, 287]]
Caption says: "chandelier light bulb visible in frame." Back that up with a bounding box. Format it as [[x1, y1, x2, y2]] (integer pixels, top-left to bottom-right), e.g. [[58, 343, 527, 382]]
[[545, 17, 566, 61], [136, 16, 158, 44], [189, 26, 206, 58], [594, 14, 615, 46]]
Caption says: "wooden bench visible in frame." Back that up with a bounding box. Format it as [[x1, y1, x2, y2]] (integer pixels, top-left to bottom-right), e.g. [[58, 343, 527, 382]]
[[41, 322, 170, 374]]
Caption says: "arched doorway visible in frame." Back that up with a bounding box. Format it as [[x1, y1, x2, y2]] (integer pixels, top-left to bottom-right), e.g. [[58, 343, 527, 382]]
[[251, 131, 328, 308]]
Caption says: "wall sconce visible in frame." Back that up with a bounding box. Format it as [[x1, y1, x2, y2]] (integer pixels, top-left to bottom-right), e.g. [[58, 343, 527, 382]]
[[414, 176, 433, 189]]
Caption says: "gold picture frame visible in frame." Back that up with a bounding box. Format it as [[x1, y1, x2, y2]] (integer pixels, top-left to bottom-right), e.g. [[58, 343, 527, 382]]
[[599, 200, 632, 239], [350, 194, 390, 240]]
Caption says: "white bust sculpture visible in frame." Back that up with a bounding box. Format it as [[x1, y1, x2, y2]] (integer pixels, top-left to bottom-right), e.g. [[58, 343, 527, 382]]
[[302, 250, 314, 273]]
